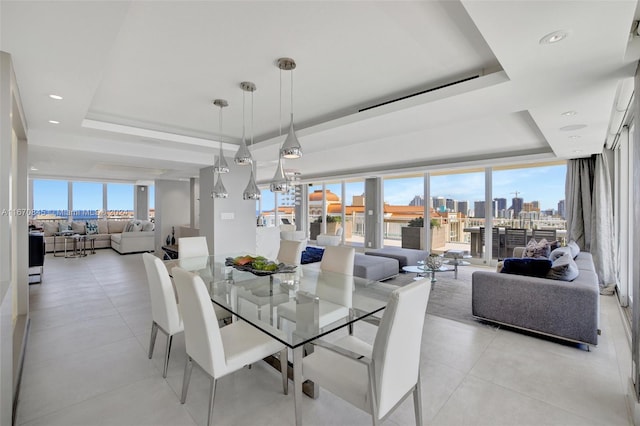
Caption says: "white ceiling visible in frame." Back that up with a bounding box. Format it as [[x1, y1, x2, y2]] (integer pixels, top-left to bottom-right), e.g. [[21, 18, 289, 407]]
[[1, 0, 639, 184]]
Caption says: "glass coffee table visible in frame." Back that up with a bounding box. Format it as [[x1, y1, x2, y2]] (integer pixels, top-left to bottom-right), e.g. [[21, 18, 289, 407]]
[[402, 264, 454, 284]]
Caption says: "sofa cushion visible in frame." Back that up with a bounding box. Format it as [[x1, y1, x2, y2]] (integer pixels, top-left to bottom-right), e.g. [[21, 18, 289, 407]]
[[42, 222, 58, 237], [58, 221, 71, 232], [501, 257, 552, 278], [86, 221, 99, 235], [141, 221, 155, 231], [567, 240, 581, 259], [97, 220, 109, 234], [522, 238, 550, 258], [108, 220, 127, 234], [71, 221, 86, 235], [546, 252, 579, 281]]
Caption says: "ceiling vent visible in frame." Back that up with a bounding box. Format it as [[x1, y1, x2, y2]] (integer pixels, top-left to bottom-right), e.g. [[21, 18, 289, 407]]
[[359, 74, 480, 113]]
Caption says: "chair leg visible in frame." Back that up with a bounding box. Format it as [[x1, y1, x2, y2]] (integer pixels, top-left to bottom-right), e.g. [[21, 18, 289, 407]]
[[280, 349, 288, 395], [148, 321, 158, 359], [163, 334, 173, 378], [180, 356, 193, 404], [207, 377, 217, 426], [412, 375, 423, 426]]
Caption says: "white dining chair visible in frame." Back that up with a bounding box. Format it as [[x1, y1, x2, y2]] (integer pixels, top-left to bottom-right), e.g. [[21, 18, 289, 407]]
[[302, 278, 431, 425], [177, 236, 231, 324], [178, 236, 209, 259], [172, 267, 288, 426], [277, 239, 304, 267], [277, 245, 355, 330], [142, 253, 184, 378]]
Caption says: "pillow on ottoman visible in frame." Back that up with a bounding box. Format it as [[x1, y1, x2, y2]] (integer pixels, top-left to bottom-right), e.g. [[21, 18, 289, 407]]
[[547, 252, 579, 281], [501, 258, 553, 278]]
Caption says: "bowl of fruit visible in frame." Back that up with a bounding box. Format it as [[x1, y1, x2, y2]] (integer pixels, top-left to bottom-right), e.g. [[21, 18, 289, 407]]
[[225, 255, 297, 276]]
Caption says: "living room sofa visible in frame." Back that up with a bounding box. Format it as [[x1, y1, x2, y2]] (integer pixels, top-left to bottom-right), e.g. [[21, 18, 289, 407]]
[[36, 219, 155, 255], [472, 246, 600, 346]]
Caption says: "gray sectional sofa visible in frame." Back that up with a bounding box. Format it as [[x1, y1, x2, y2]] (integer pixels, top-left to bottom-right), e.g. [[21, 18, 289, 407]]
[[472, 247, 600, 346]]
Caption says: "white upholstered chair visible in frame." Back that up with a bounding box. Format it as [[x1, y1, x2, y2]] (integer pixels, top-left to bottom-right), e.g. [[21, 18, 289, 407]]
[[316, 227, 343, 246], [277, 239, 304, 267], [177, 236, 230, 323], [172, 267, 288, 426], [302, 278, 431, 425], [277, 245, 355, 330], [142, 253, 184, 378]]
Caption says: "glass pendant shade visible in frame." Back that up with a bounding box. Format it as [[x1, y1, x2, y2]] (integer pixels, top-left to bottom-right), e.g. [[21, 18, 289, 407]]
[[270, 157, 289, 193], [281, 113, 302, 159], [212, 173, 228, 199], [243, 167, 261, 200]]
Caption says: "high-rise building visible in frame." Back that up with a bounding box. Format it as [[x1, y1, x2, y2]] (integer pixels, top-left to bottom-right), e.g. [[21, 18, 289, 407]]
[[409, 195, 424, 206], [446, 198, 456, 212], [558, 200, 565, 218], [432, 197, 445, 210], [474, 200, 486, 218], [511, 197, 523, 216], [494, 198, 507, 212], [457, 201, 469, 216]]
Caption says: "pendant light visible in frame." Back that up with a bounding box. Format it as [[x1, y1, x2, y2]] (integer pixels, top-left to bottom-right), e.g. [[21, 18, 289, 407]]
[[211, 99, 229, 199], [278, 57, 302, 159], [241, 81, 261, 200], [270, 59, 292, 193], [234, 83, 253, 166]]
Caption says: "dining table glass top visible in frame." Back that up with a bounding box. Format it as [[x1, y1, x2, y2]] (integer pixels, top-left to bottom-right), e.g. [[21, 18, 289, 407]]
[[164, 254, 394, 349]]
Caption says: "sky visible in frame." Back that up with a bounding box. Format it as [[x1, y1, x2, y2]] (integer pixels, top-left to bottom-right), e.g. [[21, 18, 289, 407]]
[[259, 164, 567, 213], [33, 180, 155, 211]]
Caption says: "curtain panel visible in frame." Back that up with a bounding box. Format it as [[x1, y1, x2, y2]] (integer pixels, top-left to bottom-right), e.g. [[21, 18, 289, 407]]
[[566, 152, 617, 295]]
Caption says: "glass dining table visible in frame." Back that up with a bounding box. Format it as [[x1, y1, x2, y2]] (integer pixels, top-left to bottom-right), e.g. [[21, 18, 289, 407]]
[[165, 254, 395, 425]]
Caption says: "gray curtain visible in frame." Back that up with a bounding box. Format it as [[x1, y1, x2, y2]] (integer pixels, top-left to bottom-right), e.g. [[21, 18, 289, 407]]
[[566, 152, 618, 295]]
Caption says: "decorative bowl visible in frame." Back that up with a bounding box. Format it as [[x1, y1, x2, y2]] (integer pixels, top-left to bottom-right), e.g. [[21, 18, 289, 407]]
[[425, 254, 443, 270]]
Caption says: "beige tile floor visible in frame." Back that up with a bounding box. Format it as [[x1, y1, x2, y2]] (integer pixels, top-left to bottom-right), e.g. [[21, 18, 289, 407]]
[[17, 249, 632, 426]]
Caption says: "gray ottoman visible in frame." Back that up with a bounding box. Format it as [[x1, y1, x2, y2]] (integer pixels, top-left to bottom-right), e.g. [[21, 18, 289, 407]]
[[365, 247, 429, 270], [353, 253, 399, 281]]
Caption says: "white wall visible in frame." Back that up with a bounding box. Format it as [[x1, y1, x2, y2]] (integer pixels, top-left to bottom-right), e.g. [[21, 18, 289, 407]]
[[154, 180, 190, 253], [200, 162, 256, 256]]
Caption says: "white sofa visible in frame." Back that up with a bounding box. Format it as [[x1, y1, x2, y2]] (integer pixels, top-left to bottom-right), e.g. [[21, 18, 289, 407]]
[[280, 224, 306, 242], [316, 227, 343, 246], [35, 219, 155, 254]]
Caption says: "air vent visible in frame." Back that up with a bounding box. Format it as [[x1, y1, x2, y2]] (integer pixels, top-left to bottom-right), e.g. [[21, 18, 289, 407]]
[[359, 75, 480, 113]]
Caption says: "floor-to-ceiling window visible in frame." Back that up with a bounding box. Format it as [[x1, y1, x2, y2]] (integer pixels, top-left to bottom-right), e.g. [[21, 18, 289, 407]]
[[382, 174, 424, 248], [72, 181, 102, 221], [106, 183, 134, 220], [33, 179, 69, 221], [148, 185, 155, 222]]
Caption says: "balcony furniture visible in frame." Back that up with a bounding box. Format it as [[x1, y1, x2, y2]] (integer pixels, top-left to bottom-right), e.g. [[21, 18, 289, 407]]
[[479, 227, 503, 259], [142, 253, 184, 378], [532, 228, 557, 242], [353, 253, 399, 281], [165, 253, 394, 425], [280, 224, 306, 243], [504, 228, 528, 258], [472, 246, 600, 346], [28, 232, 45, 284], [302, 279, 431, 425], [172, 267, 288, 426], [365, 246, 429, 271]]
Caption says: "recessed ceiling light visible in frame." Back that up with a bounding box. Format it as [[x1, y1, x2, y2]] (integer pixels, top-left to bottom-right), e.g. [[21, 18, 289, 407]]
[[561, 110, 577, 116], [30, 166, 38, 171], [568, 135, 581, 140], [540, 30, 570, 45], [49, 94, 63, 100], [573, 150, 583, 153], [560, 124, 587, 131], [48, 120, 60, 124]]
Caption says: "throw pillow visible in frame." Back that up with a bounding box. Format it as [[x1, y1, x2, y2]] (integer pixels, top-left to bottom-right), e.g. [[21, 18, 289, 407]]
[[567, 240, 581, 259], [522, 238, 551, 259], [549, 246, 572, 262], [58, 221, 71, 233], [42, 221, 58, 237], [549, 240, 561, 251], [546, 252, 579, 281], [71, 221, 86, 235], [501, 257, 553, 278], [131, 221, 142, 232], [86, 221, 99, 235], [141, 221, 155, 232], [97, 220, 108, 234]]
